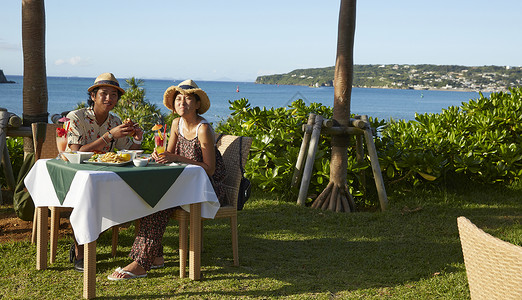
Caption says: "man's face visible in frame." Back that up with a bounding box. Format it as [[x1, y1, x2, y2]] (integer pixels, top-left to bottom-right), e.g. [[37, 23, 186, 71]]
[[92, 87, 119, 112]]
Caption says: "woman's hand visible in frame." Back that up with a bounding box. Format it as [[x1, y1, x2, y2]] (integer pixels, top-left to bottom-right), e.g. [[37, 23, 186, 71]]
[[152, 150, 179, 164]]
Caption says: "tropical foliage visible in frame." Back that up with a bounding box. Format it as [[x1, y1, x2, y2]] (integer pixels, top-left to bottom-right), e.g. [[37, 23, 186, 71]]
[[112, 77, 168, 133], [380, 87, 522, 185], [3, 82, 521, 210], [216, 87, 522, 208]]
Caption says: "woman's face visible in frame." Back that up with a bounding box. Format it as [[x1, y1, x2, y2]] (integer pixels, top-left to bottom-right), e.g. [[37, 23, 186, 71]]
[[174, 93, 200, 116], [91, 87, 119, 113]]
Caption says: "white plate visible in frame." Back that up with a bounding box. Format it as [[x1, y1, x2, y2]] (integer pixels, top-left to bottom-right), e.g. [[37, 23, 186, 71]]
[[83, 160, 132, 166]]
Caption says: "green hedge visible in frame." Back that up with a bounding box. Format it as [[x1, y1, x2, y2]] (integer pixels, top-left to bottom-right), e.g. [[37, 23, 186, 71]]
[[3, 85, 521, 208]]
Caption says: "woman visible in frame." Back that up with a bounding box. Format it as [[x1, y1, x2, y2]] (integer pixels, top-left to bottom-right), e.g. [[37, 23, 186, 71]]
[[66, 73, 144, 272], [108, 79, 226, 280]]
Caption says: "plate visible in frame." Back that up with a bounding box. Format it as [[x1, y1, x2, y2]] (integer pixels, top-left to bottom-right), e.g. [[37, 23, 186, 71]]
[[83, 160, 132, 166]]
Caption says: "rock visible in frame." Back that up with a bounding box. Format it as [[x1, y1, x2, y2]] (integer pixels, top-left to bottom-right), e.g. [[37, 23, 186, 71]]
[[0, 70, 15, 84]]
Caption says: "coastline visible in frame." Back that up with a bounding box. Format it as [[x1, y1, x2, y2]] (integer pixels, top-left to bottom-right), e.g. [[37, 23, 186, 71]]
[[255, 82, 504, 93]]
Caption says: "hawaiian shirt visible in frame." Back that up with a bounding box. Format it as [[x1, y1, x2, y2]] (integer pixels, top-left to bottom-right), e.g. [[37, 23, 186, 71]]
[[65, 107, 133, 152]]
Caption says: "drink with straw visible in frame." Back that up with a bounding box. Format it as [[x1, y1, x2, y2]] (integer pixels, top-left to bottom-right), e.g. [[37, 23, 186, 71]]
[[56, 127, 67, 152], [152, 124, 168, 154], [155, 132, 166, 154]]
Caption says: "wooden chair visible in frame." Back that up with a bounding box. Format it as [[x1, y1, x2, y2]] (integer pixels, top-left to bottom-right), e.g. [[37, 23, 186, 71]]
[[30, 122, 68, 264], [30, 122, 119, 263], [457, 216, 522, 299], [173, 135, 252, 278]]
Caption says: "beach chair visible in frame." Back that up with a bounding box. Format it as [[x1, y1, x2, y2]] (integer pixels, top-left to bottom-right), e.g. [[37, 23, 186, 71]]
[[457, 216, 522, 299], [173, 135, 252, 278]]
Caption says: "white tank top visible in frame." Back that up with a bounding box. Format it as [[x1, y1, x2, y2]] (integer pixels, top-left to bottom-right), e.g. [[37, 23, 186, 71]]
[[178, 118, 211, 139]]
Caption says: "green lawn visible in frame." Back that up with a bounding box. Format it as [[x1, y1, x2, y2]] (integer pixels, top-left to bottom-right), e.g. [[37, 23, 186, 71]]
[[0, 181, 520, 299]]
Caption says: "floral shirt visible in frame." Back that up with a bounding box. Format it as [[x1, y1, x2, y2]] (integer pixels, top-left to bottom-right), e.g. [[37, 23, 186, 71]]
[[65, 107, 133, 152]]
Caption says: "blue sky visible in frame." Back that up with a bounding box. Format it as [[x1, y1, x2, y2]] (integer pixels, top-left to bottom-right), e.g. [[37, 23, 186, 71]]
[[1, 0, 521, 81]]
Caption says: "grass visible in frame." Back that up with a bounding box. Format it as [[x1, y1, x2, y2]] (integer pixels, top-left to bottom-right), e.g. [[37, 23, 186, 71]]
[[0, 180, 520, 299]]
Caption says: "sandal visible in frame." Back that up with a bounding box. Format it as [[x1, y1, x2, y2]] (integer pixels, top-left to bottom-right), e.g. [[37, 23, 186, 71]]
[[107, 267, 147, 281]]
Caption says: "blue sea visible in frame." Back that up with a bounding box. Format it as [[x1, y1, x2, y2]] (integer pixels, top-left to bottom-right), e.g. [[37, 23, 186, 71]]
[[1, 75, 487, 125]]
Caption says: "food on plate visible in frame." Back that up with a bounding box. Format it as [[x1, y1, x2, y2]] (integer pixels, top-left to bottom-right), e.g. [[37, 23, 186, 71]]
[[89, 152, 131, 163]]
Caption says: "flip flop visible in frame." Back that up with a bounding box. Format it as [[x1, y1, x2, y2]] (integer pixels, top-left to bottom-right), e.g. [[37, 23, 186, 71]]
[[150, 263, 164, 269], [107, 267, 147, 281]]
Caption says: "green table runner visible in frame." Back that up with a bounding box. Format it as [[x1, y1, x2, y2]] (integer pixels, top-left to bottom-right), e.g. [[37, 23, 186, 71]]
[[45, 159, 186, 207]]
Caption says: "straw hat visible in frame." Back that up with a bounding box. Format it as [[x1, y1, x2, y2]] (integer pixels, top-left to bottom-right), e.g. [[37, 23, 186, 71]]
[[87, 72, 125, 94], [163, 79, 210, 114]]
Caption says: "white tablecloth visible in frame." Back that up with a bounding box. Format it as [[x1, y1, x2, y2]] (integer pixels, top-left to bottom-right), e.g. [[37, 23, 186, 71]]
[[25, 159, 220, 244]]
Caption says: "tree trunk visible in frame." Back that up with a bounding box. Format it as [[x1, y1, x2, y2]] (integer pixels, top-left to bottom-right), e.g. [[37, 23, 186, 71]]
[[312, 0, 356, 212], [22, 0, 48, 153]]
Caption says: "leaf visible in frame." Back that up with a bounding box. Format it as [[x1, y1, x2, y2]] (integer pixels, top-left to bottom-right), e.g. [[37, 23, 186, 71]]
[[418, 172, 437, 181]]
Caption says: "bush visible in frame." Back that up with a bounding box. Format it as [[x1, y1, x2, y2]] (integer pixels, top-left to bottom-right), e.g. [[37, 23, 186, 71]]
[[381, 87, 522, 185]]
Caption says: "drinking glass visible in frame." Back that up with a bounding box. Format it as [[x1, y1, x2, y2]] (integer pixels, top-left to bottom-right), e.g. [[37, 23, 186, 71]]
[[56, 134, 67, 153], [154, 132, 166, 154]]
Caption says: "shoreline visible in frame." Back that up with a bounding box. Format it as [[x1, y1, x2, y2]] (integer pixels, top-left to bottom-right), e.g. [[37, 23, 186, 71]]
[[255, 82, 505, 93]]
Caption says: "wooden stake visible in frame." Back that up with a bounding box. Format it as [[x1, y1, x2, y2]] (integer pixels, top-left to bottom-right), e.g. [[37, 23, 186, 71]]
[[292, 114, 315, 189], [297, 115, 324, 206], [361, 115, 388, 211]]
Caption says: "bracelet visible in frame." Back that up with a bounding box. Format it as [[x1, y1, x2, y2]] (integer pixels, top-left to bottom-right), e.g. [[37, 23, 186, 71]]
[[101, 135, 109, 145], [133, 138, 142, 144]]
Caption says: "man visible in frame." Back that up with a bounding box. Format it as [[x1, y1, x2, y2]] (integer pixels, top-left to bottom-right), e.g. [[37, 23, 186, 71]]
[[66, 72, 143, 271]]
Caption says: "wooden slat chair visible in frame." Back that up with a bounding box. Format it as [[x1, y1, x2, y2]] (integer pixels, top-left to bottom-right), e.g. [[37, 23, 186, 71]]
[[457, 216, 522, 299], [30, 122, 68, 264], [173, 135, 252, 278], [31, 122, 120, 263]]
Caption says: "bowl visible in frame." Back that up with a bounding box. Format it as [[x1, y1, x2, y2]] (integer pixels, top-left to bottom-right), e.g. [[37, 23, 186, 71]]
[[118, 149, 144, 160], [133, 158, 149, 167], [78, 151, 95, 162], [61, 151, 94, 164]]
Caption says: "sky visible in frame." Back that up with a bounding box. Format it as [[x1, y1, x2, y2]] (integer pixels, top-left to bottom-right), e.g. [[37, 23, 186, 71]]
[[1, 0, 521, 82]]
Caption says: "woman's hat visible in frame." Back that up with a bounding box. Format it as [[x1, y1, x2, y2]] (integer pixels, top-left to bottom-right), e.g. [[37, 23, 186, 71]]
[[87, 72, 125, 94], [163, 79, 210, 114]]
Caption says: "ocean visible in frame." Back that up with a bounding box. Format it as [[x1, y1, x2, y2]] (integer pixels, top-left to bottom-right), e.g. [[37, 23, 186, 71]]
[[0, 75, 487, 125]]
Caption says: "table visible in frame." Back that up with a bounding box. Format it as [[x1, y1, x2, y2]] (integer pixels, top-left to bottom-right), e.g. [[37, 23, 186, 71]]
[[25, 159, 220, 299]]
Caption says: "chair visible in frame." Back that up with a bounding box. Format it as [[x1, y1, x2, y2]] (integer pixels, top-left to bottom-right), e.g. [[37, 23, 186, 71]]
[[30, 122, 119, 263], [173, 135, 252, 278], [457, 216, 522, 300]]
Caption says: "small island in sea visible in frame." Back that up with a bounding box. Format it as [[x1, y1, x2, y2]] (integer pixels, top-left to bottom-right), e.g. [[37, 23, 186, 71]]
[[0, 70, 15, 84], [255, 64, 522, 92]]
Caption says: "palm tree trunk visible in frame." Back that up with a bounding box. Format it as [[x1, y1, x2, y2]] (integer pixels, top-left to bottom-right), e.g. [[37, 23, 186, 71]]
[[312, 0, 356, 212], [22, 0, 48, 153]]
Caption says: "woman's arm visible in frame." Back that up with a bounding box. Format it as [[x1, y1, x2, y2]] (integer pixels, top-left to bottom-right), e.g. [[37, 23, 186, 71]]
[[152, 120, 217, 176], [194, 123, 216, 176]]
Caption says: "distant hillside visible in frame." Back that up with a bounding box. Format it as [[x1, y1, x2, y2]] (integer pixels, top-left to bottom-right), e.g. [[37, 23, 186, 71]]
[[255, 64, 522, 92]]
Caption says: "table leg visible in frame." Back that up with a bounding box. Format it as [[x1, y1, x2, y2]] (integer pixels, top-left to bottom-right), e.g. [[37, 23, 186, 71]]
[[83, 241, 96, 299], [50, 207, 60, 264], [189, 203, 202, 280], [36, 206, 48, 270]]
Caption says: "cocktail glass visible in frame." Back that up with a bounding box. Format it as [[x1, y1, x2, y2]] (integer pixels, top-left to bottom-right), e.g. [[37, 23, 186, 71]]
[[56, 134, 67, 153], [154, 132, 166, 154]]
